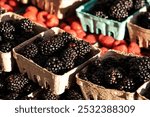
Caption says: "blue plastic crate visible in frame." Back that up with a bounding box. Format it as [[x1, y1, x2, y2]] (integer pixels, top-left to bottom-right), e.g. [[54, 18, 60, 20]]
[[76, 0, 148, 40]]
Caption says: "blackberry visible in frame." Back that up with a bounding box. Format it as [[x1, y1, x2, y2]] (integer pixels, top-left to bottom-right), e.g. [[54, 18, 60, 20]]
[[129, 56, 150, 82], [104, 67, 124, 88], [33, 54, 49, 67], [95, 11, 109, 19], [70, 40, 92, 57], [101, 57, 119, 70], [60, 32, 75, 43], [0, 42, 15, 53], [41, 89, 59, 100], [61, 88, 84, 100], [0, 78, 6, 97], [0, 21, 15, 34], [79, 72, 89, 81], [17, 18, 34, 33], [40, 35, 66, 55], [109, 0, 133, 21], [137, 12, 150, 29], [6, 73, 30, 93], [22, 43, 38, 59], [61, 48, 77, 70], [133, 0, 145, 10], [90, 70, 104, 86], [121, 78, 136, 92], [4, 93, 20, 100], [45, 57, 65, 74]]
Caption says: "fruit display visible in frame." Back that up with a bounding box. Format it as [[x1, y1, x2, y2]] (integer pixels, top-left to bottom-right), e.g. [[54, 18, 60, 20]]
[[18, 30, 95, 75], [0, 0, 149, 100], [90, 0, 146, 21], [127, 6, 150, 48], [13, 28, 100, 95], [79, 54, 150, 92], [76, 51, 150, 99]]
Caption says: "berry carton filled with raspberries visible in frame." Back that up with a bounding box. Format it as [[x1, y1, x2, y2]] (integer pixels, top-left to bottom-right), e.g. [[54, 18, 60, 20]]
[[127, 6, 150, 48], [76, 50, 150, 100], [0, 12, 47, 72], [76, 0, 149, 40], [13, 27, 100, 95]]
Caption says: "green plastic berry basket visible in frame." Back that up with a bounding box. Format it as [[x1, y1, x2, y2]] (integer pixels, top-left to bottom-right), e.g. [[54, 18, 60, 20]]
[[76, 0, 148, 40]]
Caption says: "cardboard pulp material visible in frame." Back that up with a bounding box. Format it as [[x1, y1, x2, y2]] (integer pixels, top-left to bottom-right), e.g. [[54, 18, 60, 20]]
[[136, 81, 150, 100], [76, 50, 147, 100], [13, 27, 100, 95], [0, 12, 47, 72], [127, 6, 150, 48]]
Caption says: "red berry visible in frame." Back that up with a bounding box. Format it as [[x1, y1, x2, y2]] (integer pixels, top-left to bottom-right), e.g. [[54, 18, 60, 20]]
[[100, 47, 108, 55], [66, 29, 77, 37], [25, 6, 38, 14], [128, 42, 141, 55], [98, 35, 115, 48], [37, 11, 48, 23], [8, 0, 17, 7], [46, 15, 59, 28], [112, 40, 127, 47], [2, 4, 13, 12], [63, 25, 71, 31], [23, 12, 37, 21], [84, 34, 97, 44], [113, 44, 128, 53], [76, 29, 86, 39], [71, 21, 82, 31]]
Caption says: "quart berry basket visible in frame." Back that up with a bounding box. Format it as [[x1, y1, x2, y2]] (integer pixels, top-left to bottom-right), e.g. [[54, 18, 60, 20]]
[[13, 27, 100, 95], [76, 0, 149, 40], [127, 7, 150, 48], [0, 12, 47, 72], [76, 50, 147, 100]]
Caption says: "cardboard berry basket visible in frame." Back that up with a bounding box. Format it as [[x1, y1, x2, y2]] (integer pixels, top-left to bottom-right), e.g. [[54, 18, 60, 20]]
[[76, 50, 148, 100], [127, 6, 150, 49], [13, 27, 100, 95], [76, 0, 148, 40], [0, 12, 47, 72], [17, 0, 87, 19]]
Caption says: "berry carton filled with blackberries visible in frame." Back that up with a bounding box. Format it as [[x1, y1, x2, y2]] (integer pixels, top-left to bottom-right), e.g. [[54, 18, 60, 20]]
[[13, 27, 100, 95], [76, 0, 149, 40], [0, 12, 47, 72], [76, 50, 150, 100], [127, 6, 150, 48]]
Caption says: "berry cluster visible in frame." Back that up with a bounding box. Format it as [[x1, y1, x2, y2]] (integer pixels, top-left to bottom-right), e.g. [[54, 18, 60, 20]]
[[90, 0, 146, 21], [137, 7, 150, 29], [0, 18, 36, 53], [0, 69, 84, 100], [20, 32, 92, 75], [79, 55, 150, 92]]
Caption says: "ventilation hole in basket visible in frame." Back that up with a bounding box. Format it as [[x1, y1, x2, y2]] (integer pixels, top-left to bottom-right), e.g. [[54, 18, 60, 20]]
[[33, 75, 38, 83], [108, 32, 114, 37], [136, 37, 139, 44], [98, 29, 102, 34], [45, 82, 50, 89], [86, 25, 91, 33]]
